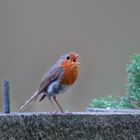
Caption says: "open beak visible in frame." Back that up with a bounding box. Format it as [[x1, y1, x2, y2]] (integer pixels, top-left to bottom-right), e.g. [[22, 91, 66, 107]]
[[76, 54, 80, 65], [77, 62, 80, 65], [76, 54, 80, 58]]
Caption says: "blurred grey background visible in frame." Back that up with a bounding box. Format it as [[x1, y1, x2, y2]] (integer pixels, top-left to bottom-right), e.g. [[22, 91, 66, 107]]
[[0, 0, 140, 112]]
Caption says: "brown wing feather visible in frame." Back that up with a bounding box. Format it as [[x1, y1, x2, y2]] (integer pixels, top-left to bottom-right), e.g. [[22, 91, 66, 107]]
[[35, 64, 63, 100], [18, 64, 63, 112]]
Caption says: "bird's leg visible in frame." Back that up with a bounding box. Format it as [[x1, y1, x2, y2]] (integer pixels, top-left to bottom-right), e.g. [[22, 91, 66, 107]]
[[53, 96, 64, 113], [48, 97, 57, 113]]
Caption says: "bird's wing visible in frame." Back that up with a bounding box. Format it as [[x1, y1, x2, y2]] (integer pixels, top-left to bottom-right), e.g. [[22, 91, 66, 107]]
[[38, 64, 63, 94], [18, 64, 63, 112]]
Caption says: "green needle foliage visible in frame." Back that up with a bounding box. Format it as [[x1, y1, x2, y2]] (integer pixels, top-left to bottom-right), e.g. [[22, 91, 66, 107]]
[[90, 54, 140, 109], [90, 95, 120, 109]]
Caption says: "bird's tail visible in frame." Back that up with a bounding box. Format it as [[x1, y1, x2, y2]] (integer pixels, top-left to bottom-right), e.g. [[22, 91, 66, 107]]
[[18, 91, 40, 112]]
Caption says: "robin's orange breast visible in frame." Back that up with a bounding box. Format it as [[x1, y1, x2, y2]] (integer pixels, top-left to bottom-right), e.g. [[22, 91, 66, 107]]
[[61, 63, 78, 85]]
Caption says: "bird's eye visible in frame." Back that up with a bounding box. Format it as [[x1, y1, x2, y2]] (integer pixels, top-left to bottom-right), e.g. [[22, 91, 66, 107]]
[[66, 56, 70, 60]]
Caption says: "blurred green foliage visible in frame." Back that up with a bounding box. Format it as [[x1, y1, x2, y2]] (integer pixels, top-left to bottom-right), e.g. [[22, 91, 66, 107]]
[[90, 54, 140, 109], [90, 95, 120, 109]]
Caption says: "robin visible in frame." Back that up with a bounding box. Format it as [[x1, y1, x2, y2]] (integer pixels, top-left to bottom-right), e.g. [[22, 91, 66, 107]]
[[19, 52, 80, 113]]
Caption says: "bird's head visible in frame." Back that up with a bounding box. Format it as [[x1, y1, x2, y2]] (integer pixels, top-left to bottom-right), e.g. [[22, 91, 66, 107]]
[[59, 52, 80, 68]]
